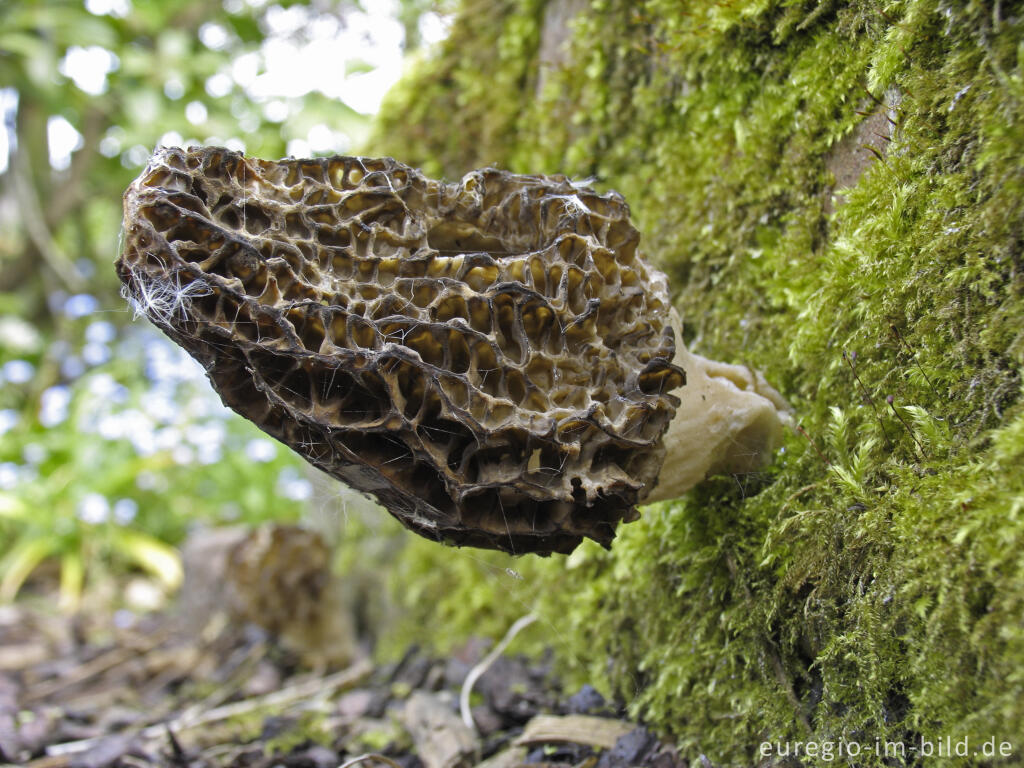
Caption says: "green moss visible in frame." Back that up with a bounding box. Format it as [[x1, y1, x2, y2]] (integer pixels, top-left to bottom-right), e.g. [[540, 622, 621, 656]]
[[362, 0, 1024, 763], [262, 712, 333, 756]]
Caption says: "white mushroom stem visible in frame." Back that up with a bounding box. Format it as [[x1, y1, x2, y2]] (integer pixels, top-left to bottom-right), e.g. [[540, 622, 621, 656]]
[[645, 311, 793, 504]]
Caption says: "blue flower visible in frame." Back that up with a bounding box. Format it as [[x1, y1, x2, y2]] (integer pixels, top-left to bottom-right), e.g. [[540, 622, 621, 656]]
[[2, 359, 34, 384], [64, 294, 100, 318], [39, 385, 72, 427], [0, 409, 18, 436], [77, 493, 110, 524], [112, 498, 138, 524]]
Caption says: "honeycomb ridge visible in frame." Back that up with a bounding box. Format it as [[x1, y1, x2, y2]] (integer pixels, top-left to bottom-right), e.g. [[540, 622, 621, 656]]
[[118, 147, 684, 555]]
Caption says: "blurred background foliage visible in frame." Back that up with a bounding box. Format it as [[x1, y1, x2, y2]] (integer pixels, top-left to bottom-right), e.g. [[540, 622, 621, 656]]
[[0, 0, 452, 609]]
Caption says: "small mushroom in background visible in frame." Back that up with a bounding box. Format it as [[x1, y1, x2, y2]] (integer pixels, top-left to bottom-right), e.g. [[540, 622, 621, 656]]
[[179, 523, 358, 669], [117, 147, 790, 556]]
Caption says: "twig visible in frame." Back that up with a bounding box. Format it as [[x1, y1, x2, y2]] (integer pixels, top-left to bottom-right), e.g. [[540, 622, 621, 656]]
[[795, 424, 830, 466], [171, 641, 267, 726], [460, 613, 538, 730], [165, 725, 188, 767], [24, 755, 71, 768], [886, 395, 927, 456], [154, 657, 372, 731], [9, 148, 85, 292], [843, 350, 893, 446], [889, 324, 940, 403], [778, 482, 822, 517], [514, 714, 636, 748], [338, 754, 405, 768], [46, 658, 373, 757], [26, 631, 165, 703]]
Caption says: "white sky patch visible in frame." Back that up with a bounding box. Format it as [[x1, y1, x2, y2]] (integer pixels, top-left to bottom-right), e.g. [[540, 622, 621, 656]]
[[159, 130, 184, 148], [263, 3, 312, 36], [307, 123, 349, 153], [164, 78, 185, 100], [99, 125, 125, 157], [236, 110, 260, 133], [419, 12, 452, 47], [124, 144, 150, 167], [246, 1, 405, 115], [262, 99, 289, 122], [199, 22, 231, 51], [48, 116, 84, 171], [286, 138, 311, 158], [230, 51, 261, 90], [0, 88, 17, 176], [245, 438, 277, 463], [3, 4, 453, 177], [185, 101, 208, 125], [59, 46, 120, 95], [85, 0, 131, 18], [205, 72, 233, 99]]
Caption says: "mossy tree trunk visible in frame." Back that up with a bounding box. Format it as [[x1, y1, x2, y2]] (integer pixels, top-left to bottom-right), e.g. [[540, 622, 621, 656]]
[[365, 0, 1024, 762]]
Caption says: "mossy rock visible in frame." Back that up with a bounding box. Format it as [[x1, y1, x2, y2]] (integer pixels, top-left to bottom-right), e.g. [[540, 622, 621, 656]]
[[358, 0, 1024, 763]]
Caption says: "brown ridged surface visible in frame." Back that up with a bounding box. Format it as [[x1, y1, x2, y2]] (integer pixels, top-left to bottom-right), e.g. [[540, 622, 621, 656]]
[[117, 147, 684, 554]]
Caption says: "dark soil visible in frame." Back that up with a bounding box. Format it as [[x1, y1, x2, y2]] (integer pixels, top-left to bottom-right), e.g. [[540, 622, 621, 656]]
[[0, 601, 697, 768]]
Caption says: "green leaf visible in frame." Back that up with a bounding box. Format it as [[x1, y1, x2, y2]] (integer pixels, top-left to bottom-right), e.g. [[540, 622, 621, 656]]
[[0, 493, 29, 520], [110, 528, 183, 590], [59, 549, 85, 611], [0, 536, 58, 602]]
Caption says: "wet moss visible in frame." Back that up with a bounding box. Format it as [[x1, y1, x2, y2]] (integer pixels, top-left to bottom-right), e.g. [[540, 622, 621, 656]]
[[364, 0, 1024, 763]]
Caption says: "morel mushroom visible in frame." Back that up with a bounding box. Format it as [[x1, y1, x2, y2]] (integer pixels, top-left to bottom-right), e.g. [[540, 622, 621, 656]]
[[117, 147, 788, 555]]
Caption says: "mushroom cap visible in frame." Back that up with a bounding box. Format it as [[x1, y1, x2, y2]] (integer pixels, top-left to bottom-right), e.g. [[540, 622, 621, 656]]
[[117, 147, 684, 555]]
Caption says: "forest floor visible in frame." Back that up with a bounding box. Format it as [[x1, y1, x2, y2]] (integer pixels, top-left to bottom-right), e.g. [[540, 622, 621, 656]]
[[0, 595, 693, 768]]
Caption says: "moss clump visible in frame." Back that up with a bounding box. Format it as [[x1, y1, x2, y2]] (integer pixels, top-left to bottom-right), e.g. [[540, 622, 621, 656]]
[[364, 0, 1024, 763]]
